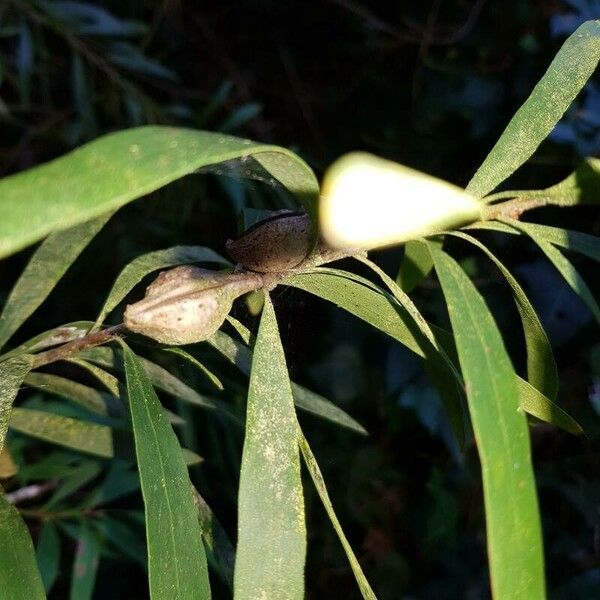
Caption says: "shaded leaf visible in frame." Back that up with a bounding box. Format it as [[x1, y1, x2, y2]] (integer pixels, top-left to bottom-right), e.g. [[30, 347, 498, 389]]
[[0, 126, 319, 259], [0, 354, 34, 453], [427, 243, 545, 599], [95, 245, 230, 327], [121, 342, 210, 599], [396, 238, 438, 292], [163, 348, 224, 391], [299, 433, 377, 600], [69, 521, 101, 600], [0, 491, 45, 600], [467, 20, 600, 198], [234, 294, 305, 599], [36, 521, 61, 593], [0, 216, 111, 350]]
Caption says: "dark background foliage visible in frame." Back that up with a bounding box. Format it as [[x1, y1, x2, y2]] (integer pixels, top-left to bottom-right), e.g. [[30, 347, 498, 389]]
[[0, 1, 598, 598]]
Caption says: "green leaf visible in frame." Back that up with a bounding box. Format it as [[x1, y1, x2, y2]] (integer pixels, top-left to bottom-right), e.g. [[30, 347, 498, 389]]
[[482, 158, 600, 207], [0, 355, 34, 453], [426, 243, 545, 599], [516, 378, 583, 435], [163, 347, 224, 391], [121, 341, 210, 600], [234, 293, 305, 599], [0, 216, 111, 350], [446, 231, 558, 400], [95, 245, 230, 327], [396, 238, 437, 292], [0, 321, 94, 361], [9, 408, 113, 458], [0, 491, 46, 600], [0, 126, 319, 259], [192, 486, 235, 589], [208, 330, 367, 434], [470, 220, 600, 262], [509, 222, 600, 324], [24, 372, 112, 415], [36, 521, 61, 593], [44, 460, 102, 509], [467, 21, 600, 198], [69, 521, 101, 600], [299, 433, 377, 600]]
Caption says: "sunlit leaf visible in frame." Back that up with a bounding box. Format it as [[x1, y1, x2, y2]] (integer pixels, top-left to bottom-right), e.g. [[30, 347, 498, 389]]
[[0, 215, 110, 350], [95, 245, 230, 327], [0, 355, 34, 453], [299, 433, 377, 599], [0, 126, 319, 259], [121, 341, 210, 599], [446, 231, 558, 400], [0, 491, 45, 600], [396, 239, 438, 292], [234, 294, 305, 599], [426, 243, 545, 599], [467, 21, 600, 198]]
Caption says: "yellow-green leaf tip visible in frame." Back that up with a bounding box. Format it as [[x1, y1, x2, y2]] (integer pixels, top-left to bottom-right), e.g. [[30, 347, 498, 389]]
[[320, 153, 482, 250]]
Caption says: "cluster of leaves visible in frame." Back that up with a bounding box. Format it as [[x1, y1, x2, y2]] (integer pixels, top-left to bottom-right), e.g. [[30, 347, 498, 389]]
[[0, 16, 599, 600]]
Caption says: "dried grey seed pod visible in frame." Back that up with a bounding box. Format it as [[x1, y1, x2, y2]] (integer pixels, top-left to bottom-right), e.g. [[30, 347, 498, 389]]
[[124, 266, 263, 345], [226, 210, 314, 273]]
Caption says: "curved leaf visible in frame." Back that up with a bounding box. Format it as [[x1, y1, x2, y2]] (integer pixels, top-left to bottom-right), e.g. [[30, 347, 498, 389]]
[[95, 245, 230, 327], [163, 348, 224, 391], [0, 492, 45, 600], [467, 20, 600, 198], [234, 294, 306, 600], [446, 231, 558, 400], [427, 243, 545, 599], [0, 354, 34, 453], [0, 215, 111, 350], [299, 433, 377, 599], [0, 126, 319, 259], [121, 342, 210, 600]]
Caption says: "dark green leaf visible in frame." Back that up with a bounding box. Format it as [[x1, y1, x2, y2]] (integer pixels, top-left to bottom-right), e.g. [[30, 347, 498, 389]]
[[163, 348, 224, 391], [0, 354, 34, 453], [0, 216, 111, 350], [0, 126, 319, 259], [121, 341, 210, 599], [467, 21, 600, 198], [0, 491, 46, 600], [427, 243, 545, 599], [69, 521, 101, 600], [36, 521, 61, 593], [234, 294, 305, 599]]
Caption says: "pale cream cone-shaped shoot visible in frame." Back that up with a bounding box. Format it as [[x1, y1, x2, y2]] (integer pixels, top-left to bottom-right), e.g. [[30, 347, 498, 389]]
[[320, 153, 482, 250]]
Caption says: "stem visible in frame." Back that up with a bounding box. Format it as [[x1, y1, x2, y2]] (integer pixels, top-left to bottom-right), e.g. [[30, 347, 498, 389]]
[[481, 197, 549, 220], [32, 324, 124, 369]]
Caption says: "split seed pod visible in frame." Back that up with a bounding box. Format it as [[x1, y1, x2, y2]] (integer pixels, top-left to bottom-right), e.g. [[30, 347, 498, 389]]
[[124, 266, 262, 345], [226, 210, 314, 272]]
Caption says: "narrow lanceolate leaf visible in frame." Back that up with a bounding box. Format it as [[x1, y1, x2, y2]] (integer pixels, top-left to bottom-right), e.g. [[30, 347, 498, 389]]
[[69, 521, 101, 600], [299, 433, 377, 599], [234, 294, 306, 600], [163, 348, 224, 391], [447, 231, 558, 400], [208, 330, 367, 434], [0, 491, 46, 600], [0, 126, 319, 259], [95, 245, 230, 327], [121, 342, 210, 600], [512, 223, 600, 324], [0, 321, 94, 361], [0, 354, 33, 453], [517, 378, 582, 435], [10, 408, 113, 458], [427, 244, 545, 599], [470, 220, 600, 263], [36, 521, 61, 593], [467, 20, 600, 198], [396, 238, 438, 293], [482, 157, 600, 207], [0, 215, 111, 350]]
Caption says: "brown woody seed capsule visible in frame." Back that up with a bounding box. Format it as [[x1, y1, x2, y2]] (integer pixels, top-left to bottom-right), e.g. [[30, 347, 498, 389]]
[[124, 266, 262, 345], [226, 210, 313, 272]]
